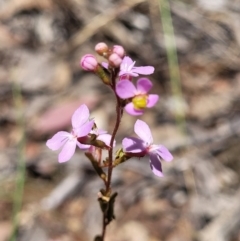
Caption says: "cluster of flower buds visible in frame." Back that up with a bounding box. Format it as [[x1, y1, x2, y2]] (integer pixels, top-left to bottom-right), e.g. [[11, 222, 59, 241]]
[[81, 43, 158, 116], [95, 43, 125, 67], [47, 43, 173, 178]]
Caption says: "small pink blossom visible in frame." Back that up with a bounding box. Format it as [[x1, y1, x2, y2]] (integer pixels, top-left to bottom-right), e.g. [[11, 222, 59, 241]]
[[122, 120, 173, 177], [101, 56, 154, 79], [119, 56, 154, 78], [80, 54, 98, 71], [46, 104, 94, 163], [116, 78, 159, 115]]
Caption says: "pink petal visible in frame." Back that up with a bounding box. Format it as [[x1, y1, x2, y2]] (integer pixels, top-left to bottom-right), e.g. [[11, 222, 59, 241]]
[[97, 133, 115, 147], [119, 71, 138, 77], [147, 94, 159, 108], [58, 139, 77, 163], [77, 120, 94, 137], [119, 57, 137, 77], [136, 78, 153, 93], [149, 153, 163, 177], [71, 104, 90, 129], [77, 142, 90, 149], [46, 131, 70, 151], [101, 62, 109, 69], [132, 66, 154, 75], [116, 80, 136, 99], [134, 119, 153, 144], [121, 56, 134, 66], [122, 137, 145, 153], [125, 103, 144, 116], [97, 129, 107, 135], [156, 145, 173, 162], [91, 129, 107, 135]]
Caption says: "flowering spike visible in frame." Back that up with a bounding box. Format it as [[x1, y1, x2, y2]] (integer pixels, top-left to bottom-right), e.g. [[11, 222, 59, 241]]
[[48, 44, 173, 239]]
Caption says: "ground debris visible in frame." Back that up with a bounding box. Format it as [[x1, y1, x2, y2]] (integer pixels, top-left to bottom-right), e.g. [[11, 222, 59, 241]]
[[1, 0, 240, 241]]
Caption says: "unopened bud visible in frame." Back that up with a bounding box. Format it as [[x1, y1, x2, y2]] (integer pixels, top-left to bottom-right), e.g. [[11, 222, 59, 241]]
[[109, 53, 122, 67], [112, 45, 125, 58], [80, 54, 98, 71], [95, 42, 108, 56]]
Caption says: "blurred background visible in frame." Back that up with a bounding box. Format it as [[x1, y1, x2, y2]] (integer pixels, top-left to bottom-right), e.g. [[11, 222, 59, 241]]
[[1, 0, 240, 240]]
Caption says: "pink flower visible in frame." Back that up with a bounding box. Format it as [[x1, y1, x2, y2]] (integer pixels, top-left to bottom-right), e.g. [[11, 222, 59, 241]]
[[122, 120, 173, 177], [101, 56, 154, 79], [119, 56, 154, 78], [80, 54, 98, 71], [46, 104, 94, 163], [116, 78, 159, 115]]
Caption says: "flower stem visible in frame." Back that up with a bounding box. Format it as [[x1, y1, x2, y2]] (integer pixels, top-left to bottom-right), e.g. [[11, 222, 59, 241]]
[[106, 94, 122, 193], [100, 68, 123, 241], [106, 68, 122, 194], [101, 213, 107, 239]]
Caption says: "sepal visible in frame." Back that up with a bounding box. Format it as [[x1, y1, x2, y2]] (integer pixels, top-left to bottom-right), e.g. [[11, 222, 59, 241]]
[[113, 148, 132, 166], [95, 64, 111, 85], [85, 152, 107, 182]]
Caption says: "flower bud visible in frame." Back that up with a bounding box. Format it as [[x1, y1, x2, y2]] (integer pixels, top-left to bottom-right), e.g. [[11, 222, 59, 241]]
[[80, 54, 98, 71], [112, 45, 125, 58], [109, 53, 122, 68], [95, 42, 108, 56]]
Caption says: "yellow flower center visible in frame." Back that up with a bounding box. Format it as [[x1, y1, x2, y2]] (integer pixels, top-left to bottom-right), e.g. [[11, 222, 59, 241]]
[[132, 95, 148, 110]]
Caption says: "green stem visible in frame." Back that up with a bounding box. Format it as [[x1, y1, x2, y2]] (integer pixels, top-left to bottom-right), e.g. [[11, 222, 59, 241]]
[[158, 0, 186, 130]]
